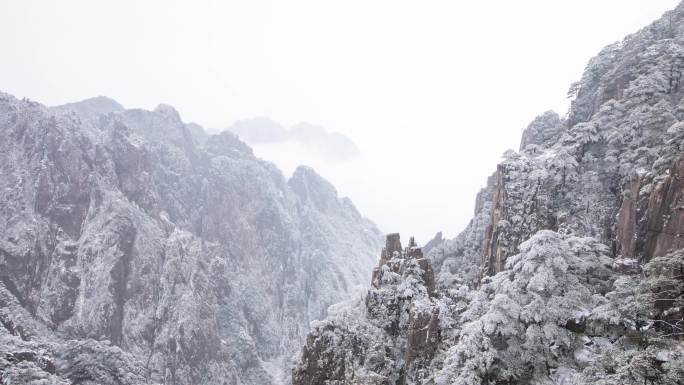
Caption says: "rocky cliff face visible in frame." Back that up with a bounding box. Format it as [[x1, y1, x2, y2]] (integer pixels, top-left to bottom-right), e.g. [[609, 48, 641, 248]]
[[478, 2, 684, 277], [293, 3, 684, 384], [0, 93, 382, 385]]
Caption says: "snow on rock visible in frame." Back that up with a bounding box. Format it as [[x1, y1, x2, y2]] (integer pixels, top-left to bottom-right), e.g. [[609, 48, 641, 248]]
[[293, 234, 439, 385], [293, 2, 684, 384], [0, 92, 382, 385]]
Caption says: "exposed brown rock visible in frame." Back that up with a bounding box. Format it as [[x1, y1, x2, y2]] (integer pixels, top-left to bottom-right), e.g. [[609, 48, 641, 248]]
[[383, 233, 402, 261], [615, 178, 641, 257], [615, 156, 684, 262], [415, 257, 435, 296], [373, 233, 403, 288], [481, 165, 508, 278], [644, 155, 684, 258], [405, 306, 439, 364]]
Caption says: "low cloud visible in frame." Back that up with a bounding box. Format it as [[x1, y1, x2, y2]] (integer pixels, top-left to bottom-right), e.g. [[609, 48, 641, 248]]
[[227, 118, 359, 163]]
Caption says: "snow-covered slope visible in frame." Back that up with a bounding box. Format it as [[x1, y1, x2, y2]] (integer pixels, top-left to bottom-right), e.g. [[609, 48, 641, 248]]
[[0, 93, 382, 385], [293, 3, 684, 384]]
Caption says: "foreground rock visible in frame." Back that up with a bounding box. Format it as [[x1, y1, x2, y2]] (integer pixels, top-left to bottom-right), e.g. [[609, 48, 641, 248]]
[[293, 234, 439, 385]]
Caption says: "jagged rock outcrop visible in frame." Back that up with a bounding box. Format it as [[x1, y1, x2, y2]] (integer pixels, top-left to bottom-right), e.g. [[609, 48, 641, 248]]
[[425, 172, 497, 289], [0, 92, 383, 385], [477, 1, 684, 277], [421, 232, 443, 256], [293, 234, 439, 385], [293, 3, 684, 384]]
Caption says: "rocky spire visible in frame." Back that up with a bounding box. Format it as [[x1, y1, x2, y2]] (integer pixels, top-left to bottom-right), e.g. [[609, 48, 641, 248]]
[[372, 233, 434, 294]]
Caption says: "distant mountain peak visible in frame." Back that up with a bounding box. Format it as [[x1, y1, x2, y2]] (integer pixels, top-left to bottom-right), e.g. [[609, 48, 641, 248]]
[[153, 103, 182, 122], [54, 95, 124, 120]]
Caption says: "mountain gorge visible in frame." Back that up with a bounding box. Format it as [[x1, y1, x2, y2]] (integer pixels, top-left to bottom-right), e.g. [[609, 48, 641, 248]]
[[292, 4, 684, 385], [4, 2, 684, 385], [0, 93, 382, 385]]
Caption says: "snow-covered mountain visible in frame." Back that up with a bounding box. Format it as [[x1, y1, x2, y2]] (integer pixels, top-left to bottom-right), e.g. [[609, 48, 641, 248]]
[[0, 93, 382, 385], [293, 3, 684, 384]]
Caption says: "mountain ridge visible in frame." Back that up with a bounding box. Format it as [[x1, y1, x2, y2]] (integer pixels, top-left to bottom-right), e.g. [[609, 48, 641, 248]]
[[0, 92, 383, 385]]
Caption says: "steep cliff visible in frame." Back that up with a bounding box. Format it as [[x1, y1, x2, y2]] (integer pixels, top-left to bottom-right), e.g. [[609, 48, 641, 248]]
[[293, 3, 684, 384], [0, 93, 382, 385]]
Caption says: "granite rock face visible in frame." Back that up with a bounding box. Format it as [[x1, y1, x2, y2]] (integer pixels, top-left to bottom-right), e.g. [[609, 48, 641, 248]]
[[293, 3, 684, 384], [0, 93, 382, 385]]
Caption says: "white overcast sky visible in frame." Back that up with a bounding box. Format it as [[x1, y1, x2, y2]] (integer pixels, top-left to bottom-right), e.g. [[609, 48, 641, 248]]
[[0, 0, 680, 243]]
